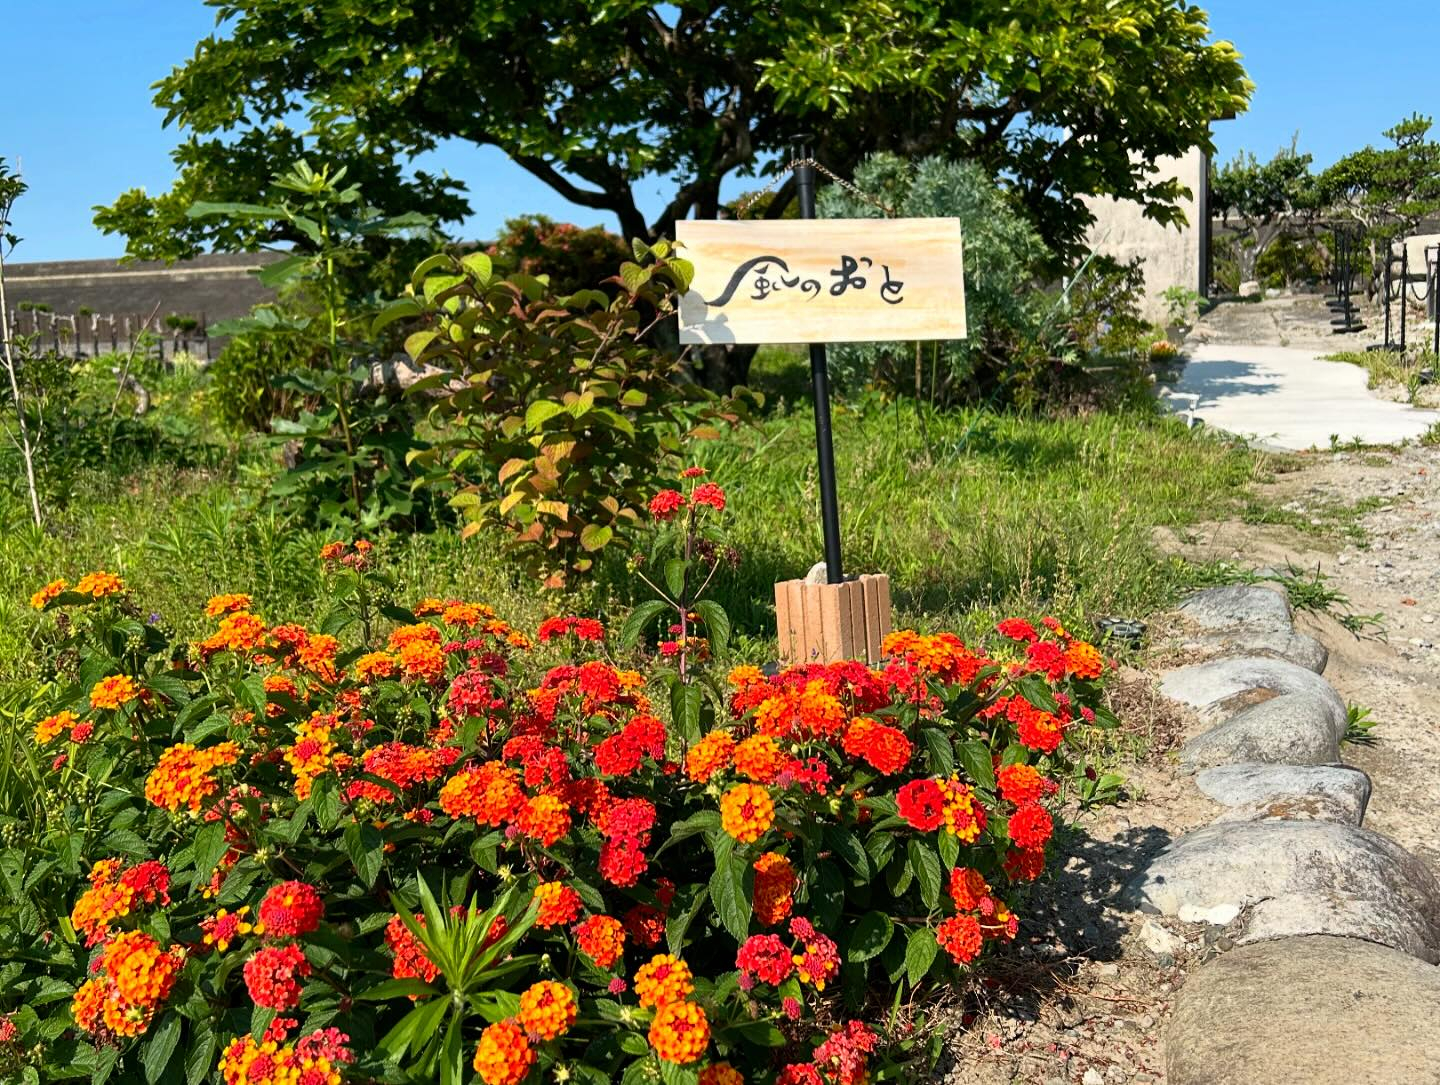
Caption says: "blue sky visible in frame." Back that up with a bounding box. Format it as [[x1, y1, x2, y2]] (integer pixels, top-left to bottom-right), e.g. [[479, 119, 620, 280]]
[[3, 0, 1437, 263]]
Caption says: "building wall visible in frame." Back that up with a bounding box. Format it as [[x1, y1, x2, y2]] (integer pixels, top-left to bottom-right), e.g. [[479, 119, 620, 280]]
[[1081, 148, 1207, 324]]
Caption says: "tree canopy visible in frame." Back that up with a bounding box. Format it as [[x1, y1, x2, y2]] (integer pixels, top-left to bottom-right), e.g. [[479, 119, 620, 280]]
[[1316, 113, 1440, 241], [96, 0, 1251, 264], [1210, 140, 1315, 282]]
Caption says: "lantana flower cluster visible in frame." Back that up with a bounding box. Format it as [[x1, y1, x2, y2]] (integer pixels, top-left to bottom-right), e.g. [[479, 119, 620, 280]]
[[17, 555, 1114, 1083]]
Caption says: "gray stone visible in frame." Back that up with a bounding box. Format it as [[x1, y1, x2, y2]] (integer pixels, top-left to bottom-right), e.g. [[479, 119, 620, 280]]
[[1175, 585, 1329, 672], [1159, 656, 1347, 735], [1167, 936, 1440, 1085], [1124, 820, 1440, 961], [1138, 918, 1185, 960], [1176, 692, 1341, 771], [1177, 585, 1293, 630], [1196, 763, 1371, 825]]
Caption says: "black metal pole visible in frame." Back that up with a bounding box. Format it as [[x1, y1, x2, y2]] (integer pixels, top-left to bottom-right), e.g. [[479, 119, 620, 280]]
[[794, 148, 844, 585], [1383, 250, 1393, 349], [1400, 244, 1408, 352]]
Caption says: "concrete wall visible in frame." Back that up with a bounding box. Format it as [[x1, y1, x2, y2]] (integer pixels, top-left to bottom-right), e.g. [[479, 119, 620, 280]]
[[1082, 148, 1207, 324]]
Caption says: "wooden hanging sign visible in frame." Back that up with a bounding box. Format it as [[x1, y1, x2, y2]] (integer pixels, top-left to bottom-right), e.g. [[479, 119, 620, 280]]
[[676, 217, 966, 346]]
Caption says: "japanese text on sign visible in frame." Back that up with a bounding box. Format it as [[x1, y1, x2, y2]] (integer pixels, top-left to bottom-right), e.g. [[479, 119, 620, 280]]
[[676, 218, 966, 346]]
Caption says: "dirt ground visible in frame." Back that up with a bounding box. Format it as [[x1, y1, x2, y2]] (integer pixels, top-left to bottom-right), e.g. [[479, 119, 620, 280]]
[[937, 298, 1440, 1084]]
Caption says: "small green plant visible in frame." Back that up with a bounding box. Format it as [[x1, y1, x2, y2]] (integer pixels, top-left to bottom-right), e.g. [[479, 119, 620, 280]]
[[391, 240, 752, 588], [193, 160, 441, 528], [1161, 285, 1203, 332], [1342, 703, 1380, 746]]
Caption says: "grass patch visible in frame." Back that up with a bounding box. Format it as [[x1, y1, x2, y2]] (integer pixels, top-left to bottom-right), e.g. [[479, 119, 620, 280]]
[[1, 353, 1275, 692], [1326, 348, 1439, 407]]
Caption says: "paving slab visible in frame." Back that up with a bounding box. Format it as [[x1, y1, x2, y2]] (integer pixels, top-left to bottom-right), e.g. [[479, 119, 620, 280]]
[[1162, 343, 1440, 451]]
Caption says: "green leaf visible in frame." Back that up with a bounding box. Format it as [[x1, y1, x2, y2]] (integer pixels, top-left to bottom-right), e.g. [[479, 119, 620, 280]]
[[372, 296, 423, 335], [847, 911, 894, 962], [185, 200, 283, 221], [460, 251, 493, 281], [184, 1024, 216, 1085], [525, 400, 564, 431], [823, 825, 869, 881], [193, 822, 226, 880], [142, 1012, 181, 1084], [921, 728, 955, 774], [236, 675, 267, 720], [692, 599, 731, 654], [663, 558, 687, 600], [908, 838, 942, 910], [937, 828, 960, 869], [904, 926, 939, 986], [255, 252, 309, 289], [311, 772, 341, 831], [670, 683, 703, 746], [579, 523, 613, 552], [618, 600, 669, 648], [957, 740, 995, 791], [708, 845, 751, 942], [358, 978, 436, 1001], [343, 822, 385, 888]]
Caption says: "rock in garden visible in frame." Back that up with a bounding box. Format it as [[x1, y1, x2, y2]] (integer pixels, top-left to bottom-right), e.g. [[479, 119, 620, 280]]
[[1176, 692, 1342, 771], [1177, 585, 1293, 630], [1174, 584, 1326, 673], [1159, 656, 1346, 734], [1124, 820, 1440, 961], [1167, 936, 1440, 1084], [1195, 762, 1371, 825]]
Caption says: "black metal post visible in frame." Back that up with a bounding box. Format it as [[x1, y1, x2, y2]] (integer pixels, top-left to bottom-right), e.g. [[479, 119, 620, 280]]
[[1400, 244, 1408, 353], [1383, 251, 1393, 348], [794, 148, 844, 585]]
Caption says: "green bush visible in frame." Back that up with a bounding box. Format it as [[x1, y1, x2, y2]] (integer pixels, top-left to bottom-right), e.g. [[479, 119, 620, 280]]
[[1256, 234, 1326, 289], [818, 154, 1051, 406], [389, 243, 752, 589], [207, 320, 326, 433]]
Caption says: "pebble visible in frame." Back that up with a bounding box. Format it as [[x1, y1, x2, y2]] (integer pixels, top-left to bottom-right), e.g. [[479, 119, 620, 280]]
[[1083, 1070, 1105, 1085]]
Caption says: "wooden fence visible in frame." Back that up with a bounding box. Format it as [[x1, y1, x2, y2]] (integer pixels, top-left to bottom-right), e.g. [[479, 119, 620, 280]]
[[2, 308, 212, 363]]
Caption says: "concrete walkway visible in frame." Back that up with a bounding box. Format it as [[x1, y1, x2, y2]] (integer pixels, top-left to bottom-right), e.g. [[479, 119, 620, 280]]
[[1161, 343, 1440, 451]]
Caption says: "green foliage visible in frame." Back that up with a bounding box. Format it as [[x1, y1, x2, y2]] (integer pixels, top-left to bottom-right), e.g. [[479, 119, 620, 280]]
[[1343, 703, 1380, 746], [208, 322, 326, 433], [1255, 234, 1326, 290], [485, 215, 631, 297], [1318, 114, 1440, 248], [393, 242, 751, 588], [193, 160, 440, 529], [1210, 141, 1316, 283], [818, 154, 1050, 406], [98, 0, 1250, 269]]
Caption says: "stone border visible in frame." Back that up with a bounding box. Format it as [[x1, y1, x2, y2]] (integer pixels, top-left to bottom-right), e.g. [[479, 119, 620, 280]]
[[1123, 585, 1440, 1083]]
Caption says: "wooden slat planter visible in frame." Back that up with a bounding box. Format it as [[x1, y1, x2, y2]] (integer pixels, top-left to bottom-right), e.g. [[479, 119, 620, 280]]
[[774, 574, 893, 666]]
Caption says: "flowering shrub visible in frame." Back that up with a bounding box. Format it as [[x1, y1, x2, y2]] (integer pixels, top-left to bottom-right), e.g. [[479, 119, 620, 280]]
[[2, 549, 1117, 1083], [1148, 339, 1179, 363]]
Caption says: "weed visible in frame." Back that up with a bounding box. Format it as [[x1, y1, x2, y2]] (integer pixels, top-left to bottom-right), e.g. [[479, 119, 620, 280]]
[[1343, 703, 1381, 746]]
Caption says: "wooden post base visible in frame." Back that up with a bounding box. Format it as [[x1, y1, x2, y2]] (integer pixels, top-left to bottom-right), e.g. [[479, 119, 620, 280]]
[[775, 574, 893, 666]]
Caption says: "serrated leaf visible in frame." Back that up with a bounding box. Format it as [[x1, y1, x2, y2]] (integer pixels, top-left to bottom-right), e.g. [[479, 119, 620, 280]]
[[908, 838, 942, 909], [848, 911, 893, 962], [141, 1011, 180, 1084], [663, 558, 687, 600], [670, 683, 703, 746], [905, 926, 939, 986], [343, 822, 384, 888], [618, 600, 670, 649], [525, 400, 564, 430], [692, 599, 730, 654], [921, 728, 955, 774], [460, 251, 492, 281], [193, 822, 226, 880], [957, 740, 996, 791], [708, 842, 751, 941]]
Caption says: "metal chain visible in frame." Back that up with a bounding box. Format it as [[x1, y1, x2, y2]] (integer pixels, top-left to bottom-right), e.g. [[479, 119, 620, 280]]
[[729, 157, 897, 219]]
